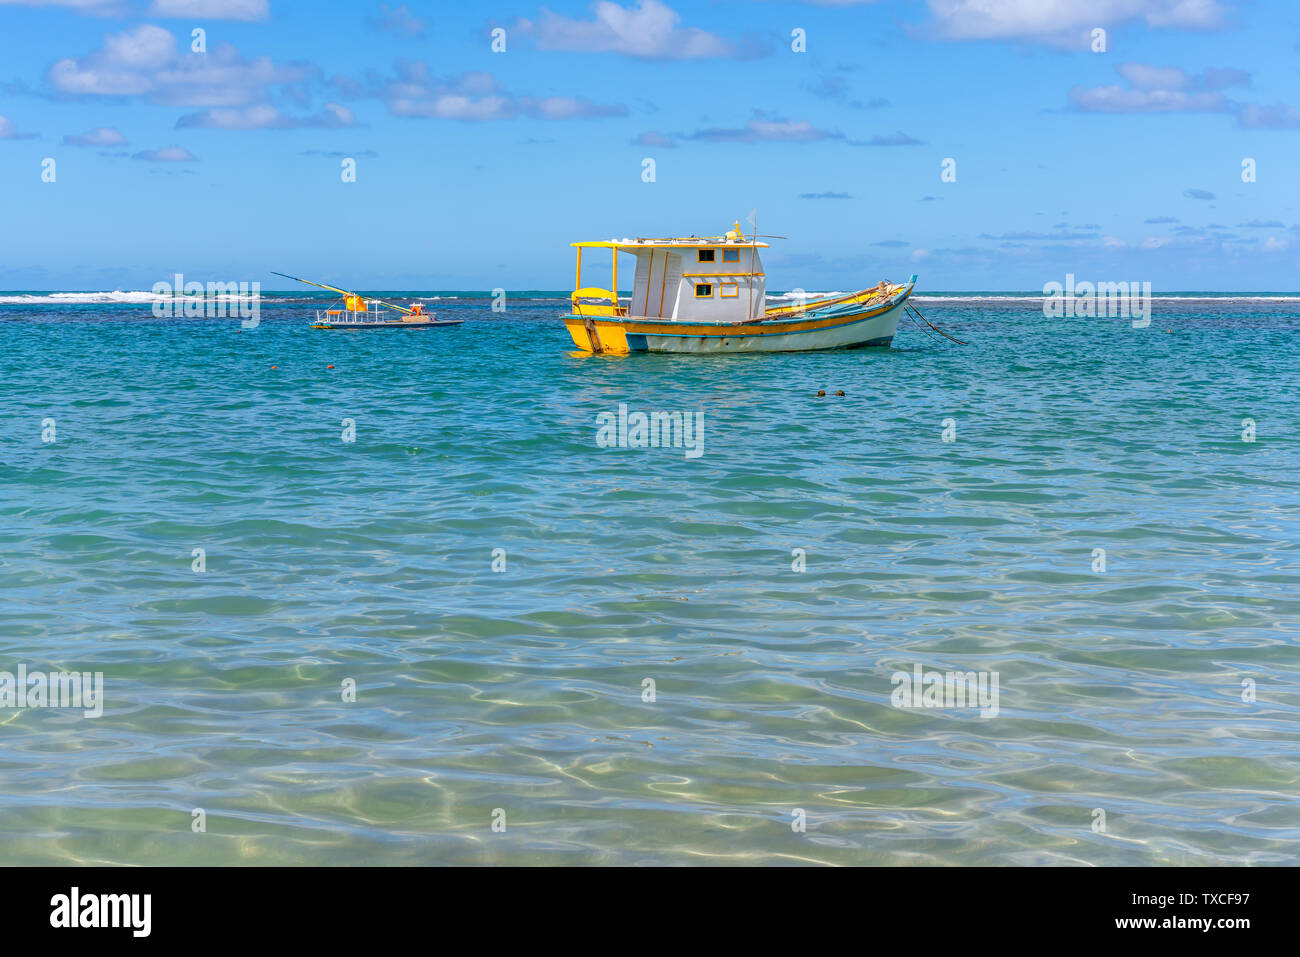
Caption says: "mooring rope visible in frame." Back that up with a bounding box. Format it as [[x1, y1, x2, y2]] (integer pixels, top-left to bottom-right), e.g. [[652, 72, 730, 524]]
[[906, 304, 968, 345], [905, 306, 944, 345]]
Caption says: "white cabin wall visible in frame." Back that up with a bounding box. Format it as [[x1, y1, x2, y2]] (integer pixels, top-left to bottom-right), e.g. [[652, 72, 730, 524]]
[[632, 254, 651, 315], [672, 246, 767, 321], [659, 253, 683, 318], [628, 245, 767, 321], [630, 249, 685, 318], [748, 250, 767, 319]]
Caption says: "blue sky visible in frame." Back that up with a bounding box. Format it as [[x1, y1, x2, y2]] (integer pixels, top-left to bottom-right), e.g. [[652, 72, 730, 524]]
[[1, 0, 1299, 291]]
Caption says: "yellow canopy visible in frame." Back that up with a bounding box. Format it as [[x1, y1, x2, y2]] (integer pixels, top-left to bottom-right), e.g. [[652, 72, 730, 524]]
[[571, 239, 768, 250]]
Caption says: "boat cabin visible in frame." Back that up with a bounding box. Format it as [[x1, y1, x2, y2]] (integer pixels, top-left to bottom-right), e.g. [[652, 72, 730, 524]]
[[571, 227, 768, 323]]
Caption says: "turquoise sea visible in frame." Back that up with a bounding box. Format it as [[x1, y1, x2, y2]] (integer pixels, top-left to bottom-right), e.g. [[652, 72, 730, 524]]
[[1, 290, 1298, 865]]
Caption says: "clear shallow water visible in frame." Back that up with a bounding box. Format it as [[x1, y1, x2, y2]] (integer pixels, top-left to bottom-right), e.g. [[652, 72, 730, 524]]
[[1, 293, 1298, 866]]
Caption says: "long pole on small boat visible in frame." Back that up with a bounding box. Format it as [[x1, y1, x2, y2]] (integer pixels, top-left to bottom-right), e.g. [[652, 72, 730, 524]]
[[271, 271, 414, 316]]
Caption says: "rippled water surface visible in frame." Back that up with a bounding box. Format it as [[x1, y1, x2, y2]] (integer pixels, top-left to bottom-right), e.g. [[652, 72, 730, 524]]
[[2, 293, 1298, 865]]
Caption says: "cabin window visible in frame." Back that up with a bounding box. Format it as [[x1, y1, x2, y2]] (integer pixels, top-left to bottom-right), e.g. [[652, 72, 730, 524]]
[[697, 249, 715, 263], [722, 249, 740, 263], [694, 283, 713, 298], [719, 282, 739, 298]]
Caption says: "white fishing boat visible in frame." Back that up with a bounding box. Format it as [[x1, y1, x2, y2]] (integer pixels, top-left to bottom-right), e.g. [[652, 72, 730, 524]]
[[561, 223, 916, 354]]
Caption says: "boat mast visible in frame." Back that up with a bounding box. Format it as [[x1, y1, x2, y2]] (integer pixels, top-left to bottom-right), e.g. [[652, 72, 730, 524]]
[[747, 209, 757, 320]]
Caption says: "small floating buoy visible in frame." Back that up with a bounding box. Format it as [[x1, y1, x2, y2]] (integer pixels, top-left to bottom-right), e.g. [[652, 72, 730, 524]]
[[817, 390, 826, 397], [271, 365, 278, 370], [327, 364, 334, 369], [835, 390, 845, 396]]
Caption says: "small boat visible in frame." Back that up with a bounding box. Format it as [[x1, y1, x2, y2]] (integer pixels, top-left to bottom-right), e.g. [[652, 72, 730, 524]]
[[271, 271, 464, 330], [561, 223, 915, 354], [310, 310, 463, 331]]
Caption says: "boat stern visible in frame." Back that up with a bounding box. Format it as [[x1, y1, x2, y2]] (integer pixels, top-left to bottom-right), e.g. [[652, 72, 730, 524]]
[[563, 315, 635, 354]]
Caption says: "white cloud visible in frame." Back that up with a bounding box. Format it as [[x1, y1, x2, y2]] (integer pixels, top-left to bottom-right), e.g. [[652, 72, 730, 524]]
[[1070, 85, 1227, 112], [0, 0, 125, 15], [1069, 61, 1300, 126], [924, 0, 1227, 42], [3, 0, 270, 15], [1069, 63, 1246, 113], [632, 130, 676, 148], [1237, 102, 1300, 129], [101, 21, 176, 67], [1145, 0, 1225, 28], [849, 130, 925, 146], [1112, 62, 1247, 91], [63, 125, 127, 145], [527, 96, 619, 120], [132, 144, 197, 161], [0, 114, 38, 138], [148, 0, 269, 20], [50, 24, 315, 107], [350, 65, 626, 121], [980, 230, 1099, 241], [175, 102, 356, 129], [367, 3, 426, 37], [1115, 63, 1194, 91], [516, 0, 736, 59], [688, 115, 841, 143]]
